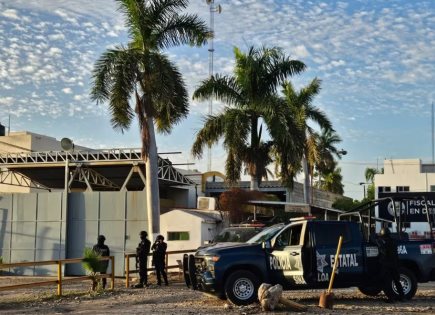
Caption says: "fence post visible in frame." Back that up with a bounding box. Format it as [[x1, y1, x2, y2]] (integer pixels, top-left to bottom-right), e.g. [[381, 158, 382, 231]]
[[165, 252, 169, 273], [125, 254, 130, 288], [57, 260, 62, 296], [110, 256, 115, 290]]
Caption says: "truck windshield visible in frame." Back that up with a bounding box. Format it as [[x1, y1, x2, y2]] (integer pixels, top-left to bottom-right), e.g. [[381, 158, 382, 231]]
[[246, 224, 284, 244]]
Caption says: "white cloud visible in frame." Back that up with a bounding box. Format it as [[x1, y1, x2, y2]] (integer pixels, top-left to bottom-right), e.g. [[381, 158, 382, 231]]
[[48, 33, 65, 41], [2, 9, 19, 20], [62, 88, 72, 94]]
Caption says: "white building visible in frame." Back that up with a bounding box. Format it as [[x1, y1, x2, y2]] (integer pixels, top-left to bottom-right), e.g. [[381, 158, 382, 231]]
[[160, 208, 223, 266], [375, 159, 435, 238]]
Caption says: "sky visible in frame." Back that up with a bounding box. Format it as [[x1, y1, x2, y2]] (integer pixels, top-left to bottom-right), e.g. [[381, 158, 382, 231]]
[[0, 0, 434, 200]]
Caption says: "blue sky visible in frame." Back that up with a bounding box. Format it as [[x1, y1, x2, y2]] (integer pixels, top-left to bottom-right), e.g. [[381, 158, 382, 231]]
[[0, 0, 434, 200]]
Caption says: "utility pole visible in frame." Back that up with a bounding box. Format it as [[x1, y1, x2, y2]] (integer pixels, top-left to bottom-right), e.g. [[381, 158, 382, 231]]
[[206, 0, 222, 171]]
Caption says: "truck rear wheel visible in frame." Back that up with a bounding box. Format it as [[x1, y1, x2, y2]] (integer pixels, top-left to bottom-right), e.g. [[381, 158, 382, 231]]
[[383, 267, 417, 300], [358, 286, 382, 296], [224, 270, 259, 305]]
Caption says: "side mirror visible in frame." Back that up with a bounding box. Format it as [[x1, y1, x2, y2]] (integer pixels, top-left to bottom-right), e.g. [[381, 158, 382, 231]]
[[262, 240, 272, 250]]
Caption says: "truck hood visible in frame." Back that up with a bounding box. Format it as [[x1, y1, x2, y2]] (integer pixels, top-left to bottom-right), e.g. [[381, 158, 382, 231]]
[[196, 242, 261, 256]]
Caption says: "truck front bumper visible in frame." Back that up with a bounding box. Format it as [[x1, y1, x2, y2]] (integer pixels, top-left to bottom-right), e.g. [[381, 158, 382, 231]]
[[196, 270, 217, 292]]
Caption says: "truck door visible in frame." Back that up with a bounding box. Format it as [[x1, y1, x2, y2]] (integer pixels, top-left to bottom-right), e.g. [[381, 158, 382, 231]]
[[268, 222, 306, 287], [313, 222, 364, 286]]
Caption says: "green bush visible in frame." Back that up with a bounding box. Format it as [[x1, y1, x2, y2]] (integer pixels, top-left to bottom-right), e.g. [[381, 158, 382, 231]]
[[82, 247, 103, 291]]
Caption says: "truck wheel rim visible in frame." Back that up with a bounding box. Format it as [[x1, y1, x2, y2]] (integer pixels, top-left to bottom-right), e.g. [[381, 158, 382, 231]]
[[393, 274, 411, 295], [233, 278, 254, 300]]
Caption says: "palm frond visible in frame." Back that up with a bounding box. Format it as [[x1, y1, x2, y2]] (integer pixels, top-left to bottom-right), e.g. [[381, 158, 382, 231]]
[[155, 13, 209, 49], [82, 247, 103, 274], [193, 74, 243, 106]]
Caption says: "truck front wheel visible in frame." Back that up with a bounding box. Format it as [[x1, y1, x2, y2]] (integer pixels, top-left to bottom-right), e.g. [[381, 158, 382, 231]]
[[358, 286, 382, 296], [224, 270, 259, 305], [383, 267, 417, 300]]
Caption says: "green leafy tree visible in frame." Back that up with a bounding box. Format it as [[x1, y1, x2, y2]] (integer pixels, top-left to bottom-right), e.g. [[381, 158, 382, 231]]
[[192, 46, 305, 190], [91, 0, 209, 234]]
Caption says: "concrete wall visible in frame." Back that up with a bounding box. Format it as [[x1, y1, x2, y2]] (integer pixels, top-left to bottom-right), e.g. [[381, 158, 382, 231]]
[[67, 191, 149, 276], [0, 192, 66, 275], [0, 191, 148, 277]]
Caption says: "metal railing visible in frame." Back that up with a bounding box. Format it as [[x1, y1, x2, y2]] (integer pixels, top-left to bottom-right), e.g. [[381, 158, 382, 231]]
[[0, 256, 115, 296], [125, 249, 196, 288]]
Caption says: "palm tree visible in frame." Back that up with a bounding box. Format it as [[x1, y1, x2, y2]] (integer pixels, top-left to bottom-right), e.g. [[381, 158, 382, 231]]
[[316, 128, 344, 183], [192, 46, 305, 189], [90, 0, 209, 235], [319, 163, 344, 195], [281, 78, 333, 204], [365, 167, 379, 183]]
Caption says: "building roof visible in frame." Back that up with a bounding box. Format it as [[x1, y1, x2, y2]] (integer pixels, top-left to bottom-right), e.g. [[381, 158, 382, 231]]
[[0, 148, 195, 191], [163, 208, 222, 223]]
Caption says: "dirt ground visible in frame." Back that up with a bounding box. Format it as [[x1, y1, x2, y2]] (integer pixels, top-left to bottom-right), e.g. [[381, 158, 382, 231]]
[[0, 274, 434, 314]]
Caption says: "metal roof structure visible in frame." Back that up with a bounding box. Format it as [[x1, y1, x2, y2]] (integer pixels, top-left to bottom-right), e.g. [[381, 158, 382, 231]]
[[0, 148, 195, 191]]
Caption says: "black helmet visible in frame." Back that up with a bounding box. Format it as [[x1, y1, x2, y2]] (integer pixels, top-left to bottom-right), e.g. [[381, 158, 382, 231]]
[[98, 235, 106, 241], [380, 228, 390, 236], [156, 235, 164, 241], [139, 231, 148, 238]]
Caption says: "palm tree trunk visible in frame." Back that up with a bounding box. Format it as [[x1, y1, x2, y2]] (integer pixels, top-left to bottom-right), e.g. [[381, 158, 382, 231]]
[[250, 116, 259, 191], [145, 117, 160, 237], [250, 177, 258, 190], [302, 155, 310, 205]]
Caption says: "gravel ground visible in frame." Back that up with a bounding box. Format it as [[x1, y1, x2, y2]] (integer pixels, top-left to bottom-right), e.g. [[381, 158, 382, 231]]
[[0, 275, 434, 314]]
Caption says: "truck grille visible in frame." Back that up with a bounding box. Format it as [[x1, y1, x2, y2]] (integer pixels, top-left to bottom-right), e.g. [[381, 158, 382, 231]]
[[195, 257, 207, 272]]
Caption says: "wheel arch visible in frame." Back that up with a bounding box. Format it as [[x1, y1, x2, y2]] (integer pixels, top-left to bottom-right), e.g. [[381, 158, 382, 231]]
[[223, 264, 265, 285], [400, 260, 421, 281]]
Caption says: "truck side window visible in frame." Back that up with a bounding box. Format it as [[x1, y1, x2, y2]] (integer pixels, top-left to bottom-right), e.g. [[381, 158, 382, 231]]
[[275, 224, 302, 248], [315, 223, 351, 246]]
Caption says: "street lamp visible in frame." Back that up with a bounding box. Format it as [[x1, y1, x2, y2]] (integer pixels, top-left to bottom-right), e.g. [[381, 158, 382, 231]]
[[338, 149, 347, 157], [359, 182, 368, 199]]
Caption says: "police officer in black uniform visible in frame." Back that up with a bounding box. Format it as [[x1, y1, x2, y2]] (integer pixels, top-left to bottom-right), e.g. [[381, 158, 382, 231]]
[[92, 235, 110, 289], [135, 231, 151, 288], [376, 227, 404, 302], [152, 235, 168, 286]]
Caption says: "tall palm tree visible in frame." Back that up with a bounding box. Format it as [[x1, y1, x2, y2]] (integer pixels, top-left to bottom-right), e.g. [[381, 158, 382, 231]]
[[316, 128, 344, 182], [90, 0, 208, 235], [281, 78, 333, 204], [192, 46, 305, 190]]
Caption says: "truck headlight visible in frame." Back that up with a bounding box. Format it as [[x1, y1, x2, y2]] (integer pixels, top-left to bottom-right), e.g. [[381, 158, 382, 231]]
[[205, 255, 220, 273]]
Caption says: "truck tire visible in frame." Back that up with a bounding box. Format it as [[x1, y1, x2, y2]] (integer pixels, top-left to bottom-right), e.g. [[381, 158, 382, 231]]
[[383, 267, 417, 300], [224, 270, 259, 305], [358, 286, 382, 296]]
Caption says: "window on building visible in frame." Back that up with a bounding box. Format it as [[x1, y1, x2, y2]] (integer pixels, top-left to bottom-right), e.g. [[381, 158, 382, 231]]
[[396, 186, 410, 192], [430, 185, 435, 192], [378, 186, 391, 193], [167, 231, 190, 241]]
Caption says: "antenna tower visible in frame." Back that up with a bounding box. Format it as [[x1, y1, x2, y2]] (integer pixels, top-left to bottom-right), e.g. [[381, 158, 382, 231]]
[[206, 0, 222, 172]]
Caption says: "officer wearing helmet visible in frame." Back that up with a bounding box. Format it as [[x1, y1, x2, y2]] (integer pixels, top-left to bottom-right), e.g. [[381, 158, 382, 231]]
[[376, 227, 404, 302], [92, 235, 110, 289], [152, 235, 168, 286], [134, 231, 151, 288]]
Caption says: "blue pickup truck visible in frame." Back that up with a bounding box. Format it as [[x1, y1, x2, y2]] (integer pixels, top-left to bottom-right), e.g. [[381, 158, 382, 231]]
[[184, 217, 435, 305]]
